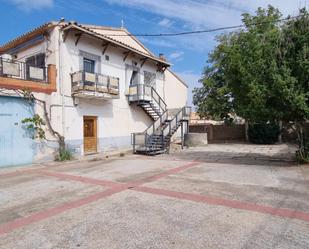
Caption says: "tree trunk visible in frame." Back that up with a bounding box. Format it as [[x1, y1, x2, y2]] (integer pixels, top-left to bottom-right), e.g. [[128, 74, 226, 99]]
[[295, 121, 307, 162], [245, 120, 249, 142], [278, 120, 283, 143]]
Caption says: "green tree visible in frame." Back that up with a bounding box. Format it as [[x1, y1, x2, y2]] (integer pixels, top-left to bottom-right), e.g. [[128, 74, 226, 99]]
[[193, 6, 309, 161]]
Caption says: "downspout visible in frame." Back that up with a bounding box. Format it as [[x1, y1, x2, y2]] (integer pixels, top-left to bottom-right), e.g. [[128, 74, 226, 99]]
[[58, 25, 66, 144]]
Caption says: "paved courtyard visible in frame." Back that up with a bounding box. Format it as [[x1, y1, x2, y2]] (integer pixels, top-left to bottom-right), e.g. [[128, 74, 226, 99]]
[[0, 144, 308, 249]]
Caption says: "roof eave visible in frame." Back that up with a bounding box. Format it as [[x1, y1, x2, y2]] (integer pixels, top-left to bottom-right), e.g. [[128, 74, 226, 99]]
[[0, 22, 56, 54], [62, 24, 170, 67]]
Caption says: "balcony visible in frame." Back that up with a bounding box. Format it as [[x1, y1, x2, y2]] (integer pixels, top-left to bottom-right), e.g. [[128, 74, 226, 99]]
[[0, 58, 56, 94], [71, 71, 119, 99], [128, 84, 167, 108]]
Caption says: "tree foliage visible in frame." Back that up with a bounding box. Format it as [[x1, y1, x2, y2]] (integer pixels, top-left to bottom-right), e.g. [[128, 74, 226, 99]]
[[193, 6, 309, 160], [194, 6, 309, 122], [22, 114, 46, 140]]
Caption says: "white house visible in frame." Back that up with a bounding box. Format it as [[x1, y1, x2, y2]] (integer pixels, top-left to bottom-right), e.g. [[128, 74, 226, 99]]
[[0, 21, 189, 167]]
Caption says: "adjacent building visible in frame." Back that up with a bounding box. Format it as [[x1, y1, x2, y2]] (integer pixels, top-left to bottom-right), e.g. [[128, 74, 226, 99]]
[[0, 21, 189, 167]]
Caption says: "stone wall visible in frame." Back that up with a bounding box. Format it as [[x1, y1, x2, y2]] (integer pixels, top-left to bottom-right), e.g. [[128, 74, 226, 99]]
[[189, 124, 245, 143]]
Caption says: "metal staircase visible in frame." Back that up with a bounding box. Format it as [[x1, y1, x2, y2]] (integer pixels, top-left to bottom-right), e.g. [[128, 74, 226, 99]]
[[128, 84, 167, 120], [137, 100, 162, 120], [129, 84, 191, 155]]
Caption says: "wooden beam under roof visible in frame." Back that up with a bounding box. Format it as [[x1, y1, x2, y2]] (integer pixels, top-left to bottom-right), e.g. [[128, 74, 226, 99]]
[[102, 42, 109, 55], [140, 57, 148, 68], [75, 32, 82, 46], [62, 30, 70, 42], [123, 51, 130, 62], [61, 23, 171, 67]]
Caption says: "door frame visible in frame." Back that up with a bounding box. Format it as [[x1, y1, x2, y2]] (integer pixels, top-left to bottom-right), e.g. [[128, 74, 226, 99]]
[[83, 116, 98, 154]]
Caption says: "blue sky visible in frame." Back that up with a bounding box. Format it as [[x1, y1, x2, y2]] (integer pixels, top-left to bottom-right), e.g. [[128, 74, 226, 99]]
[[0, 0, 307, 105]]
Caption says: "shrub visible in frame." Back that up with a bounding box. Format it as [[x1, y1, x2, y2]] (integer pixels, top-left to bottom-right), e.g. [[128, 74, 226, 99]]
[[55, 148, 73, 161], [249, 122, 280, 144]]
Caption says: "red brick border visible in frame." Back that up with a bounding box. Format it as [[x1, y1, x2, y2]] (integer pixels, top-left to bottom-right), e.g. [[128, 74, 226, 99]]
[[133, 186, 309, 222], [1, 160, 308, 236], [38, 171, 120, 188], [0, 186, 127, 235]]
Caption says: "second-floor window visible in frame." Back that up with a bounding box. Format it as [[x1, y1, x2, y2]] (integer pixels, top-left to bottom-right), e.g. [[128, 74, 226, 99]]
[[25, 53, 45, 81], [130, 70, 139, 86], [83, 58, 95, 74], [144, 71, 156, 88]]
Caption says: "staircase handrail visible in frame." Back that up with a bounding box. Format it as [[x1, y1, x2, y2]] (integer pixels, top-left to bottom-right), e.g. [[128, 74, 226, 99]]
[[150, 87, 167, 113], [162, 106, 191, 137], [145, 110, 168, 136], [131, 110, 168, 150]]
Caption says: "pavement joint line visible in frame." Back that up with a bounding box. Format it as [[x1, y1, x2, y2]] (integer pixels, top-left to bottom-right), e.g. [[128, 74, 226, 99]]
[[37, 170, 121, 188], [0, 158, 200, 178], [0, 185, 127, 236], [132, 186, 309, 222], [2, 159, 307, 236], [132, 161, 201, 184], [0, 161, 202, 235], [35, 161, 201, 189]]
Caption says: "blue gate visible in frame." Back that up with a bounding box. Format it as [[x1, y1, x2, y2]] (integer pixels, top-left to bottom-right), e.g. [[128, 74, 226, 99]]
[[0, 96, 35, 167]]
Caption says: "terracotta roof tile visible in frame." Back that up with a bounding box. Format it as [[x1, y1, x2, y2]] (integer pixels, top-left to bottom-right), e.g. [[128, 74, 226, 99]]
[[62, 22, 170, 66], [0, 22, 55, 54]]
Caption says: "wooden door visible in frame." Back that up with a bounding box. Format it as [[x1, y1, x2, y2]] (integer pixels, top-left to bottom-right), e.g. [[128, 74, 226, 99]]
[[83, 116, 97, 154]]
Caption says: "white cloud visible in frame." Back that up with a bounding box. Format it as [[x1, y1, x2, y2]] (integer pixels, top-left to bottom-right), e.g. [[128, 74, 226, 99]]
[[104, 0, 307, 53], [105, 0, 307, 29], [9, 0, 53, 10], [212, 0, 308, 15], [158, 18, 173, 28], [169, 51, 184, 60], [105, 0, 242, 28]]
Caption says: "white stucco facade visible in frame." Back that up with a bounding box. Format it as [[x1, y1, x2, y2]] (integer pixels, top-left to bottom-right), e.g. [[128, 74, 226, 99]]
[[1, 23, 188, 162]]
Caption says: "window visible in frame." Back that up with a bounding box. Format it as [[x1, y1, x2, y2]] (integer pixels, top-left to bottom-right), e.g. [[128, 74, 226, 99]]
[[26, 53, 45, 68], [130, 70, 139, 86], [144, 71, 156, 87], [25, 53, 45, 80], [83, 58, 95, 74]]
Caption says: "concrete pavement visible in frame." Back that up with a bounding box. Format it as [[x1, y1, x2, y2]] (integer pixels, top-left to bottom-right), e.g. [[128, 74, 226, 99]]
[[0, 144, 308, 249]]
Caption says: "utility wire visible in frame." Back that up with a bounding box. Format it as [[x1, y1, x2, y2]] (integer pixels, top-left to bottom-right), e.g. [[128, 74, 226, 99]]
[[105, 14, 305, 37]]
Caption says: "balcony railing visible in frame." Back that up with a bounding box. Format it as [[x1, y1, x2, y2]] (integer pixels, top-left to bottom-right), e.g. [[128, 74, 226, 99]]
[[128, 84, 167, 111], [0, 58, 48, 83], [71, 71, 119, 98]]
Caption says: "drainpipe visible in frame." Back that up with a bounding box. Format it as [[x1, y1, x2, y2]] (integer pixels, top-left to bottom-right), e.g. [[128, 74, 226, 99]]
[[58, 25, 66, 143]]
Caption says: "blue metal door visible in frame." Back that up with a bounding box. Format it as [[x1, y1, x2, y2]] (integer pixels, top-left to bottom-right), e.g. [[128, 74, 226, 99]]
[[0, 96, 34, 167]]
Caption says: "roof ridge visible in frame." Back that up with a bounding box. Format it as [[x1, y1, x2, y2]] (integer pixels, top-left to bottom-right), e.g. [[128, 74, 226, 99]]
[[80, 24, 124, 32], [83, 24, 155, 57]]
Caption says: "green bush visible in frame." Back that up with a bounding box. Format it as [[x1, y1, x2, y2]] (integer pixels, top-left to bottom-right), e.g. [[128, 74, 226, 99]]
[[55, 148, 73, 161], [249, 122, 280, 144]]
